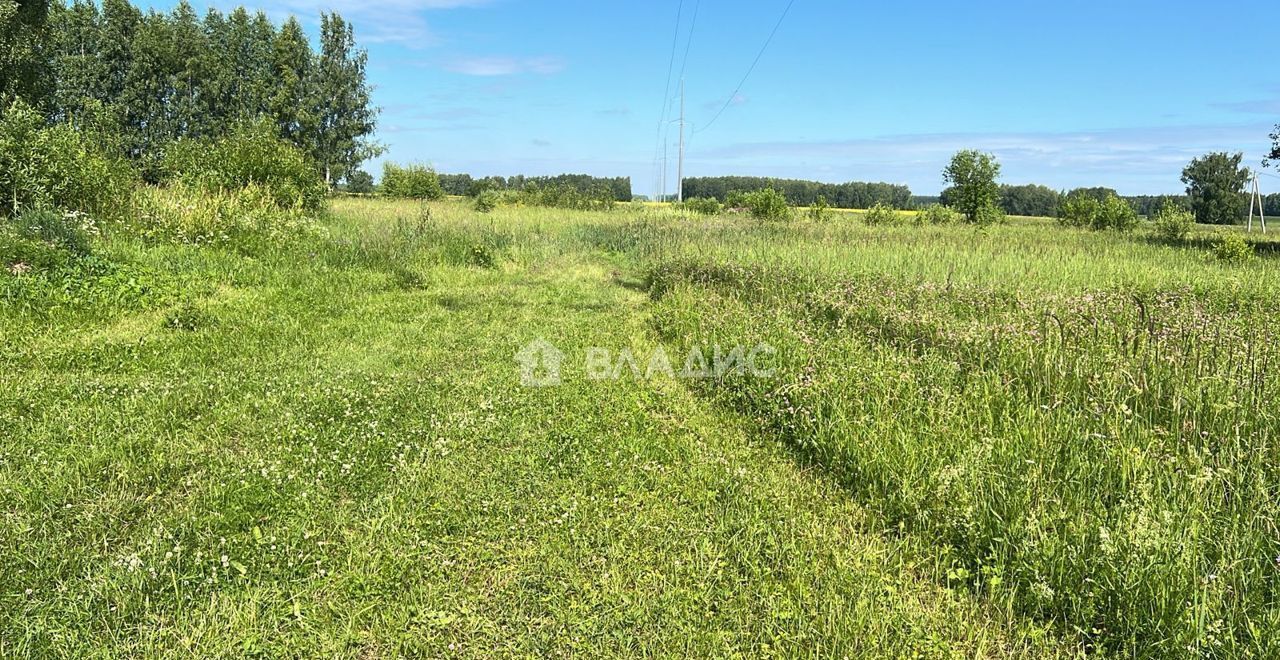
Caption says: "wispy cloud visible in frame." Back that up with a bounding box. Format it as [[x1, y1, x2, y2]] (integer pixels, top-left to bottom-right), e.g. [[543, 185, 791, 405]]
[[1214, 98, 1280, 115], [444, 56, 566, 76]]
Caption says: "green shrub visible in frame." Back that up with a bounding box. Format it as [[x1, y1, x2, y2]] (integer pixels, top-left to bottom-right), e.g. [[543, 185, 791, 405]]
[[517, 183, 615, 211], [1213, 231, 1253, 264], [806, 196, 832, 222], [1096, 194, 1139, 232], [381, 162, 444, 200], [1151, 202, 1195, 242], [0, 100, 135, 221], [473, 189, 500, 213], [1059, 191, 1100, 228], [724, 191, 748, 210], [131, 183, 321, 251], [862, 202, 898, 226], [918, 204, 960, 226], [162, 121, 327, 213], [971, 204, 1005, 227], [683, 197, 723, 216], [742, 188, 791, 221]]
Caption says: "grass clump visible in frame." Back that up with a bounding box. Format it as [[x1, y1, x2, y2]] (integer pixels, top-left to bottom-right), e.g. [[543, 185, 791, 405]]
[[131, 183, 321, 252]]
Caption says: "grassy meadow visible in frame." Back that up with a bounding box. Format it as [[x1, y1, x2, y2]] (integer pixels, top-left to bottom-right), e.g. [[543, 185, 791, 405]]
[[3, 197, 1279, 657]]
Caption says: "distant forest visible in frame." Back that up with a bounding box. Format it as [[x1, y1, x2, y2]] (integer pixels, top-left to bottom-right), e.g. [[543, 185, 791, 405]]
[[438, 174, 632, 202]]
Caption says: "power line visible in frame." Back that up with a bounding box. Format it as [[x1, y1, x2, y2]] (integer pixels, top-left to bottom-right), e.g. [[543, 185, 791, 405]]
[[677, 0, 701, 84], [694, 0, 797, 135], [652, 0, 686, 199]]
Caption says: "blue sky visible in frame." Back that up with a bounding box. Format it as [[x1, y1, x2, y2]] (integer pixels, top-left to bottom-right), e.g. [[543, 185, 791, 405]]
[[142, 0, 1280, 195]]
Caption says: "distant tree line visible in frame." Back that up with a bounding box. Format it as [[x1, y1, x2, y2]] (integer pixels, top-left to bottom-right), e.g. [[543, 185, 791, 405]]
[[437, 173, 632, 202], [682, 177, 912, 209], [7, 0, 379, 186]]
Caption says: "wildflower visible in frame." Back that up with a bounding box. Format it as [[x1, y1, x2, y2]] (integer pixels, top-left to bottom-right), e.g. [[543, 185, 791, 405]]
[[8, 262, 31, 276]]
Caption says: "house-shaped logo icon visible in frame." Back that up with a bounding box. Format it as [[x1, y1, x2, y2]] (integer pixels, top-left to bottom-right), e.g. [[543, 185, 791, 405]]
[[515, 338, 565, 387]]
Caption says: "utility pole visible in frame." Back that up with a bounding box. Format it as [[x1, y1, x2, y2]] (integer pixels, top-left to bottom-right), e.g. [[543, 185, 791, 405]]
[[661, 141, 668, 203], [1248, 174, 1267, 234], [677, 78, 685, 203]]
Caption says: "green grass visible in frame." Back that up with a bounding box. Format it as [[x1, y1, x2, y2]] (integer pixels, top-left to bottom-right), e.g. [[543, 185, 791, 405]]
[[2, 197, 1277, 657]]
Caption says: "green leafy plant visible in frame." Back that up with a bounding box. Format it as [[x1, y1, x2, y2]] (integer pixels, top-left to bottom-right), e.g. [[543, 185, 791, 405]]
[[1213, 231, 1253, 264], [162, 121, 328, 213], [918, 204, 960, 226], [806, 195, 832, 222], [0, 100, 135, 221], [742, 188, 792, 221], [942, 150, 1001, 223], [1096, 194, 1139, 232], [1059, 191, 1100, 228], [682, 197, 723, 216], [473, 189, 500, 213], [1151, 201, 1195, 242], [862, 202, 898, 226], [380, 162, 445, 200]]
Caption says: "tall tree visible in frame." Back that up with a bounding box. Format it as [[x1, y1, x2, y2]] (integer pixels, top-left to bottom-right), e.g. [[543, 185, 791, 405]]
[[270, 17, 315, 155], [942, 150, 1002, 223], [314, 12, 380, 185], [47, 0, 107, 122], [1182, 152, 1250, 225], [0, 0, 51, 107], [168, 1, 206, 138]]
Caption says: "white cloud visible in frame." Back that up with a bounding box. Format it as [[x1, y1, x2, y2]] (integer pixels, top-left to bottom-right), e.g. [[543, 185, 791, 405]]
[[444, 56, 566, 76]]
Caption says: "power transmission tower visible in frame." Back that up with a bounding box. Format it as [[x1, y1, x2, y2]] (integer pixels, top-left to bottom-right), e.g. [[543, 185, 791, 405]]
[[677, 79, 685, 203], [1248, 174, 1267, 233]]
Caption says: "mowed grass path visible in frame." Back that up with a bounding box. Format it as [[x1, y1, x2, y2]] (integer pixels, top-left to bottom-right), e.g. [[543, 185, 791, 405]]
[[1, 201, 1067, 656]]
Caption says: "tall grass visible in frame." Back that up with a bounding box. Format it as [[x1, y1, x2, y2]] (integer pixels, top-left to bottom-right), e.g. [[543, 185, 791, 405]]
[[635, 217, 1280, 657]]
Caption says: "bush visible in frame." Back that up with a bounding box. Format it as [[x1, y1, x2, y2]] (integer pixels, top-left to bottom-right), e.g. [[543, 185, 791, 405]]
[[517, 183, 615, 211], [742, 188, 792, 221], [1061, 191, 1136, 231], [381, 162, 444, 200], [1096, 194, 1139, 232], [0, 100, 135, 221], [918, 204, 960, 226], [162, 121, 327, 213], [806, 195, 832, 222], [473, 189, 500, 213], [862, 203, 898, 226], [1214, 231, 1253, 264], [1151, 202, 1195, 242], [131, 183, 321, 251], [1059, 192, 1098, 228], [683, 197, 723, 216]]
